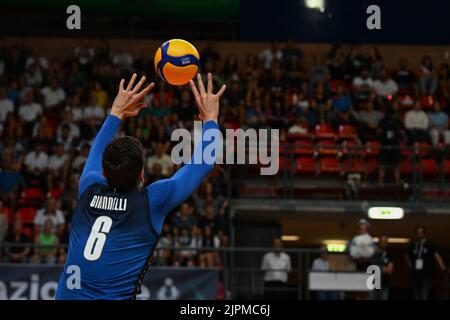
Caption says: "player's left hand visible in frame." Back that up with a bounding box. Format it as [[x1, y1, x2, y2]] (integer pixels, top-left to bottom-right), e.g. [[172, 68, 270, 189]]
[[111, 73, 155, 121]]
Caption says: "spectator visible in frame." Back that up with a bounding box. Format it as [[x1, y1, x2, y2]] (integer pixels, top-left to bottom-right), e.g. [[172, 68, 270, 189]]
[[112, 46, 133, 71], [47, 143, 69, 189], [0, 85, 14, 125], [147, 142, 173, 178], [419, 56, 438, 95], [24, 141, 48, 186], [34, 197, 65, 236], [332, 85, 357, 128], [349, 219, 375, 271], [4, 219, 30, 263], [171, 202, 198, 231], [369, 236, 394, 300], [377, 106, 404, 184], [18, 90, 43, 131], [428, 102, 450, 146], [261, 238, 291, 300], [373, 67, 398, 99], [405, 226, 447, 300], [393, 58, 416, 91], [57, 110, 80, 142], [259, 42, 282, 71], [32, 218, 59, 264], [358, 100, 384, 140], [282, 39, 302, 66], [405, 101, 429, 144], [352, 68, 374, 102], [41, 77, 66, 111], [199, 225, 220, 268], [83, 94, 106, 125], [311, 246, 340, 300]]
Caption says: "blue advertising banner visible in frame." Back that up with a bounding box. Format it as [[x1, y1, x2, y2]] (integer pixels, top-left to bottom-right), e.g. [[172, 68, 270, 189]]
[[0, 264, 219, 300]]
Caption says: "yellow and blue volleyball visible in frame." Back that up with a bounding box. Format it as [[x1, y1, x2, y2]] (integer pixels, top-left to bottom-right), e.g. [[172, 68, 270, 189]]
[[154, 39, 200, 86]]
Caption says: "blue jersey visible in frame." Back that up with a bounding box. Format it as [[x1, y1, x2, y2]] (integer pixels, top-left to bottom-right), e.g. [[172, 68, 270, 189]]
[[55, 115, 218, 300]]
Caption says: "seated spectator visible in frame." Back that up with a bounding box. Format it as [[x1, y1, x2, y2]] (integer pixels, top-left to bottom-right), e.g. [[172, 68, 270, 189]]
[[0, 85, 14, 125], [244, 98, 264, 128], [171, 202, 198, 231], [198, 201, 217, 231], [83, 94, 105, 125], [194, 181, 225, 216], [419, 55, 438, 95], [112, 46, 134, 71], [72, 144, 89, 172], [349, 219, 375, 271], [41, 77, 66, 111], [47, 143, 69, 189], [199, 225, 220, 268], [377, 108, 404, 184], [428, 102, 450, 146], [259, 41, 282, 71], [332, 85, 357, 128], [358, 100, 384, 141], [4, 219, 30, 263], [174, 228, 196, 265], [352, 68, 374, 102], [24, 141, 48, 186], [373, 67, 398, 99], [309, 54, 330, 91], [57, 124, 77, 151], [405, 102, 430, 144], [91, 81, 109, 108], [288, 117, 308, 134], [147, 142, 173, 178], [34, 197, 65, 236], [32, 219, 59, 264], [393, 58, 416, 91], [57, 110, 80, 142], [18, 90, 43, 133]]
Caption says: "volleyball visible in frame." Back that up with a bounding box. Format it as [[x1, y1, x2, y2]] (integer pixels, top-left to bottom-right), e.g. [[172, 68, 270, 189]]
[[154, 39, 200, 86]]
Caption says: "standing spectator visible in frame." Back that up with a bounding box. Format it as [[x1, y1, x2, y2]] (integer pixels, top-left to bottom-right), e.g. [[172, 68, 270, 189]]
[[405, 226, 447, 300], [419, 56, 438, 95], [259, 42, 282, 71], [32, 219, 59, 264], [373, 67, 398, 99], [4, 219, 30, 263], [349, 219, 375, 271], [405, 101, 429, 144], [377, 107, 404, 184], [261, 238, 292, 300], [369, 236, 394, 300], [33, 197, 65, 236], [311, 246, 340, 300], [428, 102, 450, 146]]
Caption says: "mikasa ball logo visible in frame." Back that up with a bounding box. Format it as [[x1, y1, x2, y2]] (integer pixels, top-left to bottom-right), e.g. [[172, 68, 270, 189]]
[[181, 57, 191, 65]]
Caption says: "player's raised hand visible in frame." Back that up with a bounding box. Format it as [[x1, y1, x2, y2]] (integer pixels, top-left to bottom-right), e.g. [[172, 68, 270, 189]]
[[189, 73, 226, 122], [111, 73, 155, 121]]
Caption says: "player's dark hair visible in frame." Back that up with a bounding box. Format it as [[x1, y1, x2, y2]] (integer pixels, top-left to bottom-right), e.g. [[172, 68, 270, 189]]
[[102, 136, 144, 193]]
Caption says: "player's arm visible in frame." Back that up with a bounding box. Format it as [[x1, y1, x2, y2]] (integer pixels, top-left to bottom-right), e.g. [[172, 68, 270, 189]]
[[147, 73, 226, 233], [79, 74, 154, 195]]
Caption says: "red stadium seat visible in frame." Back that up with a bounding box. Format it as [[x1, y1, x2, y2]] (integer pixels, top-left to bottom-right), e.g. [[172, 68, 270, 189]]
[[315, 124, 336, 139], [420, 95, 435, 110], [422, 159, 440, 177], [399, 159, 419, 175], [316, 138, 339, 156], [293, 139, 315, 156], [318, 157, 341, 175], [2, 207, 14, 222], [365, 141, 381, 157], [19, 188, 45, 206], [295, 157, 317, 174], [278, 157, 293, 172], [285, 132, 312, 141], [341, 140, 364, 157], [48, 188, 64, 199], [366, 158, 379, 175], [338, 125, 358, 141], [343, 158, 366, 175], [443, 160, 450, 175], [16, 207, 37, 224], [413, 142, 431, 157]]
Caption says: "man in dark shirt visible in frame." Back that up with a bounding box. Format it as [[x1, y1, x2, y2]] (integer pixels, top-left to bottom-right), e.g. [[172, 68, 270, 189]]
[[377, 107, 405, 184], [404, 226, 447, 300], [369, 235, 394, 300], [5, 219, 30, 262]]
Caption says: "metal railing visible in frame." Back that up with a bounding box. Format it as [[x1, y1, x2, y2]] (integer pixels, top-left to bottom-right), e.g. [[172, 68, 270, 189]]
[[1, 243, 448, 300]]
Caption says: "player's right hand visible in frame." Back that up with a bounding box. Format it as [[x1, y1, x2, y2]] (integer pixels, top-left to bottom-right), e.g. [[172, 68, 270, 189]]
[[111, 73, 155, 121], [189, 73, 226, 123]]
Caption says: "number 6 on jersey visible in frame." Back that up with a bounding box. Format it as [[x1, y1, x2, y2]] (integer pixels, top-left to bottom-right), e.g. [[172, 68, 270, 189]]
[[84, 216, 113, 261]]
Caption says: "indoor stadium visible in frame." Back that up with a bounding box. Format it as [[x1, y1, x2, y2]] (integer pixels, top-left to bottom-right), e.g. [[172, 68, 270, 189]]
[[0, 0, 449, 309]]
